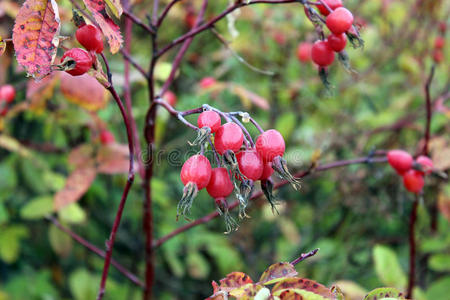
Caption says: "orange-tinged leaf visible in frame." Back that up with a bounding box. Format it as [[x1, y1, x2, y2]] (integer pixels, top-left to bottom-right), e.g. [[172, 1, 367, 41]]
[[96, 144, 130, 175], [26, 72, 59, 112], [104, 0, 123, 18], [229, 283, 263, 299], [13, 0, 60, 79], [272, 278, 334, 299], [259, 262, 298, 284], [60, 72, 109, 111], [82, 0, 123, 54], [219, 272, 253, 289], [54, 166, 97, 210], [68, 144, 95, 168]]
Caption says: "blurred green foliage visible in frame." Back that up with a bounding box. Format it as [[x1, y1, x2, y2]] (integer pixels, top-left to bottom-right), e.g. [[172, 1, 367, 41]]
[[0, 0, 449, 299]]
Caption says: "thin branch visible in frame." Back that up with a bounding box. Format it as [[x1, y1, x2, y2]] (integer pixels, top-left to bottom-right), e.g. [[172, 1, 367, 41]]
[[123, 9, 156, 34], [157, 0, 182, 27], [153, 155, 388, 248], [290, 248, 319, 265], [46, 216, 144, 288], [422, 65, 435, 156], [406, 197, 419, 299], [120, 49, 148, 79], [156, 0, 299, 58]]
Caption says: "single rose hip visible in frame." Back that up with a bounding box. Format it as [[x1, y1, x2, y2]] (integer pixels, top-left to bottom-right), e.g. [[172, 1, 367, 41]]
[[61, 48, 93, 76], [328, 33, 347, 52], [0, 85, 16, 103], [199, 77, 217, 89], [387, 150, 413, 175], [163, 91, 177, 107], [326, 7, 354, 35], [403, 170, 425, 194], [297, 42, 312, 62], [434, 36, 444, 49], [76, 24, 104, 53], [236, 149, 264, 181], [100, 130, 115, 145], [311, 40, 335, 66], [260, 162, 274, 180], [198, 111, 221, 133], [415, 155, 433, 175], [214, 122, 244, 154], [256, 130, 285, 163], [178, 154, 212, 218], [316, 0, 343, 16], [206, 168, 233, 199]]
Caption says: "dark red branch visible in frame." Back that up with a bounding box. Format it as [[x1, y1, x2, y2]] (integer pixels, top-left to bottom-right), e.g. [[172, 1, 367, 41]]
[[291, 248, 319, 265], [123, 9, 155, 34], [153, 156, 387, 248], [406, 198, 418, 299], [46, 216, 144, 288], [422, 65, 435, 156], [120, 49, 148, 79], [157, 0, 182, 27]]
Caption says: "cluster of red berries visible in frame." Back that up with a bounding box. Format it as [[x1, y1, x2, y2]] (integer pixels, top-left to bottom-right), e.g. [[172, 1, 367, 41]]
[[60, 23, 104, 76], [298, 0, 356, 68], [387, 150, 434, 194], [432, 23, 446, 64], [0, 84, 16, 116], [178, 110, 298, 232]]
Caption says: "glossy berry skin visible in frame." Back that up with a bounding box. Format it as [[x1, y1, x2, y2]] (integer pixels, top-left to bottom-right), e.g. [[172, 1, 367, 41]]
[[416, 155, 433, 175], [61, 48, 93, 76], [311, 40, 335, 67], [214, 122, 244, 154], [198, 111, 221, 133], [163, 91, 177, 107], [316, 0, 343, 16], [297, 42, 312, 62], [326, 7, 354, 35], [434, 36, 444, 49], [181, 154, 212, 190], [236, 150, 264, 181], [199, 77, 217, 89], [0, 85, 16, 103], [255, 129, 285, 163], [206, 168, 233, 198], [76, 24, 104, 53], [403, 170, 424, 194], [328, 33, 347, 52], [100, 130, 115, 145], [260, 162, 274, 180], [387, 150, 413, 175]]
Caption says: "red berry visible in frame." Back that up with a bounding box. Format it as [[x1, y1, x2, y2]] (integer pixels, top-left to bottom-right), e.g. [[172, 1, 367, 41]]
[[297, 42, 312, 62], [0, 85, 16, 103], [206, 168, 233, 198], [185, 11, 196, 29], [214, 122, 244, 155], [199, 77, 217, 89], [316, 0, 343, 16], [76, 24, 104, 53], [416, 155, 433, 175], [100, 130, 115, 145], [0, 107, 7, 117], [198, 111, 221, 133], [387, 150, 413, 175], [180, 154, 212, 190], [61, 48, 93, 76], [403, 170, 424, 194], [432, 49, 443, 64], [163, 91, 177, 107], [236, 149, 264, 181], [255, 129, 285, 163], [434, 36, 445, 49], [328, 33, 347, 52], [326, 7, 354, 35], [260, 162, 274, 180], [311, 40, 335, 66]]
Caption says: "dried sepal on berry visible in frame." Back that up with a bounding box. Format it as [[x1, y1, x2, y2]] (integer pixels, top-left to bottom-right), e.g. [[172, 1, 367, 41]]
[[177, 182, 198, 220], [272, 156, 301, 190], [215, 197, 239, 234], [188, 126, 211, 146], [236, 179, 253, 219], [261, 179, 279, 215]]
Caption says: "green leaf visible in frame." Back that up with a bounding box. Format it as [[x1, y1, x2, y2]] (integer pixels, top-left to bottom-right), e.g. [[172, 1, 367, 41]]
[[20, 196, 54, 220], [69, 269, 98, 300], [426, 277, 450, 300], [58, 203, 86, 224], [0, 225, 29, 263], [186, 251, 210, 279], [275, 112, 296, 141], [48, 224, 73, 257], [373, 245, 407, 289], [364, 287, 405, 300], [429, 254, 450, 272]]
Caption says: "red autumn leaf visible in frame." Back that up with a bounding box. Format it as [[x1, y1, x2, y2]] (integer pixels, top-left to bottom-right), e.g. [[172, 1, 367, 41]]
[[60, 72, 109, 111], [104, 0, 123, 18], [219, 272, 253, 289], [54, 166, 97, 210], [272, 277, 335, 299], [13, 0, 60, 79], [82, 0, 123, 54], [26, 72, 59, 111], [96, 144, 131, 175], [259, 262, 298, 284]]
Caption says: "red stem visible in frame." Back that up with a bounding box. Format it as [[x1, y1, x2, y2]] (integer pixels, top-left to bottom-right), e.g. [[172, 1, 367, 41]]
[[290, 248, 319, 265], [406, 198, 418, 299], [157, 0, 182, 27], [153, 156, 387, 248], [46, 216, 144, 288], [422, 65, 435, 156]]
